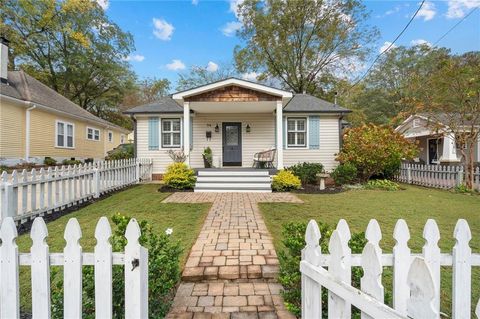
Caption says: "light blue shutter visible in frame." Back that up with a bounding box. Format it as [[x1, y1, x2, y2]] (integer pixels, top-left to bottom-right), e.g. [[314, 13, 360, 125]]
[[190, 117, 193, 150], [283, 117, 287, 149], [148, 117, 159, 150], [309, 116, 320, 149]]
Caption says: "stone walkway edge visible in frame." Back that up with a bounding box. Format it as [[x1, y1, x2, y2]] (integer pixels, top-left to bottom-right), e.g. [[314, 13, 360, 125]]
[[164, 192, 302, 319]]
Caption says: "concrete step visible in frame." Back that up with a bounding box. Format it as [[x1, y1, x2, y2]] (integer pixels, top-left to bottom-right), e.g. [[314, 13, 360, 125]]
[[194, 189, 272, 193], [198, 170, 270, 177], [195, 183, 271, 189], [196, 176, 271, 183]]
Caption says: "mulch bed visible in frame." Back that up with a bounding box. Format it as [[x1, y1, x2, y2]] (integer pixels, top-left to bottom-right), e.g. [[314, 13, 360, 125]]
[[292, 184, 345, 194], [158, 185, 193, 193]]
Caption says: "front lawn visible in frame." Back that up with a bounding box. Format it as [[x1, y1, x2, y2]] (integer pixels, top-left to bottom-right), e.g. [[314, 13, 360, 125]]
[[17, 184, 210, 312], [259, 185, 479, 316]]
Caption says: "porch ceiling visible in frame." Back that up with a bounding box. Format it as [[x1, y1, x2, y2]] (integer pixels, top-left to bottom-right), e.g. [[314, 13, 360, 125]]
[[190, 101, 276, 113]]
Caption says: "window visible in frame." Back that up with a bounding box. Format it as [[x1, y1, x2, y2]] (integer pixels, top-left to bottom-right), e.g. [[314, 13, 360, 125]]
[[287, 117, 307, 147], [56, 120, 74, 148], [108, 131, 113, 143], [161, 118, 181, 148], [120, 134, 125, 144], [412, 118, 420, 128], [87, 127, 100, 141]]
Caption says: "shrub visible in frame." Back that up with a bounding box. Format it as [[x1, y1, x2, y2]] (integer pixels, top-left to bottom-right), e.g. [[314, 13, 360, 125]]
[[287, 162, 324, 185], [44, 157, 57, 166], [106, 144, 134, 160], [331, 162, 357, 185], [0, 165, 8, 172], [454, 184, 477, 194], [163, 163, 196, 189], [365, 179, 400, 191], [272, 170, 301, 192], [202, 147, 213, 167], [62, 159, 82, 166], [337, 124, 418, 181], [51, 213, 182, 318]]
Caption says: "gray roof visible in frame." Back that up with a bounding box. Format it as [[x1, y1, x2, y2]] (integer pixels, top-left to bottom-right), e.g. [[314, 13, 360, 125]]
[[0, 71, 129, 132], [283, 94, 350, 113], [123, 97, 183, 114]]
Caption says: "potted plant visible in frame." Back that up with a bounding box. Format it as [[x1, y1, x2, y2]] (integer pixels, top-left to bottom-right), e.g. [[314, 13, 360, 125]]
[[202, 147, 213, 168]]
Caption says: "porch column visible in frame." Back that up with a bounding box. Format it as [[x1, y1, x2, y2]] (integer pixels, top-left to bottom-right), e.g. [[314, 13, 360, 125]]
[[276, 100, 284, 169], [441, 133, 459, 163], [183, 101, 190, 166]]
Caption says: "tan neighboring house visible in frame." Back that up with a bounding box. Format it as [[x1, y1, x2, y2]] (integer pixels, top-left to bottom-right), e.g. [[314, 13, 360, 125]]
[[0, 38, 129, 166], [395, 114, 480, 165], [124, 77, 350, 190]]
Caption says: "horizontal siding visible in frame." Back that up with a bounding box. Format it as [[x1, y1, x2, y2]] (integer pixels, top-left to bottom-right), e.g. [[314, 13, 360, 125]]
[[283, 116, 340, 172], [0, 100, 25, 158]]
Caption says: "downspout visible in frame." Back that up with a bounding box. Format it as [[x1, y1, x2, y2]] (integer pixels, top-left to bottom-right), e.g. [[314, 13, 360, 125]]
[[131, 115, 137, 158], [25, 104, 36, 161]]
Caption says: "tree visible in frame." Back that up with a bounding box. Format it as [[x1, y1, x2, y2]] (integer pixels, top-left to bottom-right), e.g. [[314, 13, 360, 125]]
[[176, 63, 237, 91], [1, 0, 136, 124], [122, 77, 171, 109], [407, 52, 480, 189], [234, 0, 377, 94], [336, 124, 418, 181]]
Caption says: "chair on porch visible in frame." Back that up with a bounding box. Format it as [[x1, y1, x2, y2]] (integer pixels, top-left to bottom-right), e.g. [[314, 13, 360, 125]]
[[253, 148, 277, 168]]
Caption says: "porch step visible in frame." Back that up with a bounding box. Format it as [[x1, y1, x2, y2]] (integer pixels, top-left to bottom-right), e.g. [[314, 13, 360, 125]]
[[195, 169, 272, 192]]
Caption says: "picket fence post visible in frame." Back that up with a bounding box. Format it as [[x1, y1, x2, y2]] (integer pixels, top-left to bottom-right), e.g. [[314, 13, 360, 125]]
[[93, 168, 100, 198], [0, 217, 20, 319], [328, 230, 348, 319], [64, 218, 83, 319], [124, 218, 148, 319], [302, 220, 322, 318], [336, 219, 352, 318], [423, 219, 441, 313], [393, 219, 411, 316], [361, 243, 384, 319], [456, 166, 464, 186], [407, 257, 438, 319], [407, 165, 412, 184], [136, 160, 140, 183], [1, 181, 14, 220], [452, 219, 471, 319], [95, 217, 113, 319]]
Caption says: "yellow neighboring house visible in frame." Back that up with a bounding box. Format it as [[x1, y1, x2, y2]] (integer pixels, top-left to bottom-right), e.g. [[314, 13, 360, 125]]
[[0, 39, 129, 166]]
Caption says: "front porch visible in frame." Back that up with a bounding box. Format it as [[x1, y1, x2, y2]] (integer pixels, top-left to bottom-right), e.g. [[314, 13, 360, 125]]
[[193, 168, 275, 192]]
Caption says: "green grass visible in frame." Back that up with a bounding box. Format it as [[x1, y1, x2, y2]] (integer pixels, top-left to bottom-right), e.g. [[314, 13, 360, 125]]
[[17, 184, 210, 312], [259, 185, 480, 316]]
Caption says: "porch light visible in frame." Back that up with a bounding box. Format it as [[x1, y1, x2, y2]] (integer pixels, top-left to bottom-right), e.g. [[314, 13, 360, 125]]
[[246, 124, 251, 133], [215, 124, 219, 133]]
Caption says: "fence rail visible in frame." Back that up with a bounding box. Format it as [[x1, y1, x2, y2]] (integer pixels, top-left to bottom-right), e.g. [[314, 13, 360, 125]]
[[396, 163, 480, 190], [0, 216, 148, 318], [0, 158, 153, 224], [301, 218, 480, 319]]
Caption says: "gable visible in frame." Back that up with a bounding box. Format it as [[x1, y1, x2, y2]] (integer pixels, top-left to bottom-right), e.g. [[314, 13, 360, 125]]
[[184, 85, 280, 102]]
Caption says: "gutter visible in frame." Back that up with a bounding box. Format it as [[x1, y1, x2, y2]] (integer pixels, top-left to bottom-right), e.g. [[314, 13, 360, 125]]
[[25, 105, 37, 161]]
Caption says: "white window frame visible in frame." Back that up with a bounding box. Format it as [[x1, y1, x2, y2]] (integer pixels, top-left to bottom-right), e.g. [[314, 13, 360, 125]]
[[286, 117, 308, 148], [412, 118, 420, 128], [86, 126, 101, 141], [161, 118, 182, 148], [108, 130, 113, 143], [55, 120, 75, 149]]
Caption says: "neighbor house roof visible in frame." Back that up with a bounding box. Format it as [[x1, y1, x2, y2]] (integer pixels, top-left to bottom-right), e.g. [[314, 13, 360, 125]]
[[123, 97, 183, 114], [0, 70, 129, 133], [283, 94, 350, 113]]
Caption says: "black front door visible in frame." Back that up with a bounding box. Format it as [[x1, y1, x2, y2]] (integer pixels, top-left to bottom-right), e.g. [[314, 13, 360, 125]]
[[428, 138, 442, 164], [222, 122, 242, 166]]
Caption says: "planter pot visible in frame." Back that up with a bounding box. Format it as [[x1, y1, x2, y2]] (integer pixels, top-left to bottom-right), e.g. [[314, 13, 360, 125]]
[[203, 155, 212, 168]]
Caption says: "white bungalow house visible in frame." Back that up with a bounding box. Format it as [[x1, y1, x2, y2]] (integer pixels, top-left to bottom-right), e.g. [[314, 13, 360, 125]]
[[395, 114, 480, 165], [124, 78, 350, 191]]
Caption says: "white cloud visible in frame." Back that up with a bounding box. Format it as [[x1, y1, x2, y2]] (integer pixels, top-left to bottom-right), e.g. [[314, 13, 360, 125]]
[[192, 0, 199, 5], [229, 0, 245, 19], [166, 59, 186, 71], [242, 72, 258, 81], [410, 39, 432, 47], [221, 21, 242, 37], [96, 0, 109, 10], [123, 54, 145, 62], [379, 41, 396, 53], [416, 1, 436, 21], [206, 61, 219, 72], [152, 18, 174, 41], [446, 0, 480, 18]]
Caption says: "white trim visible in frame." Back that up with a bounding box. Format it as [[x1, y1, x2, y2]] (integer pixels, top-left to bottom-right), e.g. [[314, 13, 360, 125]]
[[286, 116, 309, 149], [172, 78, 293, 100], [276, 100, 284, 169], [55, 120, 75, 149], [161, 118, 182, 148], [86, 126, 101, 141]]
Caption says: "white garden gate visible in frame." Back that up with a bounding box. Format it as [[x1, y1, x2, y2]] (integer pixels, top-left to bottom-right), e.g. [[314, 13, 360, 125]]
[[0, 216, 148, 318], [301, 218, 480, 318]]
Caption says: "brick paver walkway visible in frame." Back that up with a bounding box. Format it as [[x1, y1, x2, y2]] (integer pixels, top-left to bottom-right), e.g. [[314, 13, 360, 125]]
[[165, 192, 302, 319]]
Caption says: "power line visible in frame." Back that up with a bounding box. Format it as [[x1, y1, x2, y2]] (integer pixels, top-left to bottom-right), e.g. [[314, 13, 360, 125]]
[[348, 0, 426, 90], [431, 7, 479, 47]]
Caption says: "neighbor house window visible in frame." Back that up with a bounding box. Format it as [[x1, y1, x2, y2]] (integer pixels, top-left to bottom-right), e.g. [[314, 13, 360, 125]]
[[161, 118, 181, 148], [120, 134, 125, 144], [87, 127, 100, 141], [56, 120, 74, 148], [108, 131, 113, 142], [287, 117, 307, 147], [412, 119, 420, 128]]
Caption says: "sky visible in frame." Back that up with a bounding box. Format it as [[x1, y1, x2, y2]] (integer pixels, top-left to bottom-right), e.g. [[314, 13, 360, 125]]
[[103, 0, 480, 88]]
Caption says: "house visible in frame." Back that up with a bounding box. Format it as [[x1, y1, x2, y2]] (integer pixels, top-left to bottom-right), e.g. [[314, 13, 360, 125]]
[[124, 78, 350, 190], [0, 37, 130, 166], [395, 114, 480, 165]]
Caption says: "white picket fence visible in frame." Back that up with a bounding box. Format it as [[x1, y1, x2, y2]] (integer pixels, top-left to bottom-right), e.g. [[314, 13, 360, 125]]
[[396, 163, 480, 190], [0, 158, 153, 224], [0, 216, 148, 318], [301, 218, 480, 319]]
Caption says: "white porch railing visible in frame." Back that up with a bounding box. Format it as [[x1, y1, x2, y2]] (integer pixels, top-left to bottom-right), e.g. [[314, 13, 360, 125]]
[[0, 216, 148, 318], [301, 219, 480, 318], [0, 158, 153, 224], [396, 163, 480, 190]]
